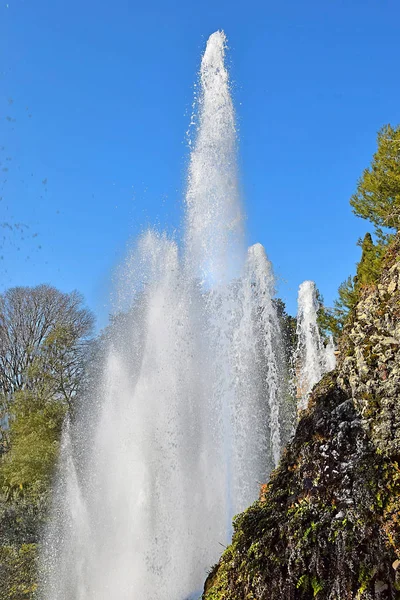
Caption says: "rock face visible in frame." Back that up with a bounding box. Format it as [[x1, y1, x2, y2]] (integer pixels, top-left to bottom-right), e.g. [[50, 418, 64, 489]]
[[203, 236, 400, 599], [339, 238, 400, 457]]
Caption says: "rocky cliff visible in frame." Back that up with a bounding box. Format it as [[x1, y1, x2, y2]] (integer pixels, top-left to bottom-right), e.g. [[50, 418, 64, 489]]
[[203, 236, 400, 599]]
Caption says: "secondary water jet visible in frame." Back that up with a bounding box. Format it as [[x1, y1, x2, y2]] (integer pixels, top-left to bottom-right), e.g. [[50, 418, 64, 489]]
[[295, 280, 336, 411]]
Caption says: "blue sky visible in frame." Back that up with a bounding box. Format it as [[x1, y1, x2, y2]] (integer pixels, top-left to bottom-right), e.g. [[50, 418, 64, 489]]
[[1, 0, 399, 325]]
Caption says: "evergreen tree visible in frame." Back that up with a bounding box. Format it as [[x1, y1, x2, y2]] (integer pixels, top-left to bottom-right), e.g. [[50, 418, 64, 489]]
[[331, 123, 400, 333], [333, 276, 358, 325], [332, 233, 385, 330], [315, 289, 341, 340], [356, 232, 384, 286], [350, 124, 400, 239]]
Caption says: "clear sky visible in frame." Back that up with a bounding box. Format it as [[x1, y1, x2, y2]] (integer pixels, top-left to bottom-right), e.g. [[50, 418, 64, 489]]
[[1, 0, 399, 326]]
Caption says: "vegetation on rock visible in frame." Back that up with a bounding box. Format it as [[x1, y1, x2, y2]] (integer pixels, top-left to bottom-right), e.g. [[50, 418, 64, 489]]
[[203, 237, 400, 600], [318, 124, 400, 338], [350, 124, 400, 240]]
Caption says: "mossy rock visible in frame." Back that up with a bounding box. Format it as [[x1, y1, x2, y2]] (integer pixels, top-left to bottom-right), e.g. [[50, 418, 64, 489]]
[[203, 371, 400, 599]]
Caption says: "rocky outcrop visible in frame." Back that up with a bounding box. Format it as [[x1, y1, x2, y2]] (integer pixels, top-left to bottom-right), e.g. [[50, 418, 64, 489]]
[[338, 238, 400, 457], [203, 236, 400, 599]]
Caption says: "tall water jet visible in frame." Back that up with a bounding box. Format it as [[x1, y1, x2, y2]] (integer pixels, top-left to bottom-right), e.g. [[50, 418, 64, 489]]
[[185, 30, 244, 284], [184, 31, 245, 533], [41, 31, 289, 600], [295, 280, 336, 411]]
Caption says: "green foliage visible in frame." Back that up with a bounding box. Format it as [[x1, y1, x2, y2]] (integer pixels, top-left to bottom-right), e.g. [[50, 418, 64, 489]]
[[0, 387, 59, 598], [0, 291, 91, 495], [0, 491, 48, 546], [332, 233, 387, 331], [328, 124, 400, 334], [0, 285, 93, 599], [356, 233, 385, 286], [350, 124, 400, 238], [311, 576, 324, 597], [26, 324, 87, 411], [0, 389, 66, 496], [315, 290, 341, 340], [296, 574, 309, 590], [274, 298, 297, 360], [333, 276, 358, 324], [273, 298, 298, 446], [0, 544, 38, 600], [0, 285, 94, 451]]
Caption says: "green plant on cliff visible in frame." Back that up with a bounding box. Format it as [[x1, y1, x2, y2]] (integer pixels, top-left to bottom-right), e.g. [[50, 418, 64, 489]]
[[356, 232, 385, 286], [325, 124, 400, 334], [315, 289, 341, 341], [315, 232, 387, 339], [333, 275, 358, 324], [350, 123, 400, 240], [333, 233, 386, 329]]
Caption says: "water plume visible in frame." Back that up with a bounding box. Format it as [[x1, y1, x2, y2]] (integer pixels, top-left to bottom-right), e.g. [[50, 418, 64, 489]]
[[41, 31, 289, 600], [295, 281, 336, 411], [185, 30, 244, 285]]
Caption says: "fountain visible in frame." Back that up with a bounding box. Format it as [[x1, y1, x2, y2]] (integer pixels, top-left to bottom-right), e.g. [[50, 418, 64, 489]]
[[41, 31, 289, 600], [295, 280, 336, 411]]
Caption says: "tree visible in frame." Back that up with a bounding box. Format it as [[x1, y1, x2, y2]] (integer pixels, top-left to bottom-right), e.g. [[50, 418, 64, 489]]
[[330, 233, 385, 332], [274, 298, 297, 364], [0, 285, 94, 598], [330, 124, 400, 335], [0, 285, 94, 403], [315, 290, 342, 341], [333, 276, 358, 326], [0, 285, 94, 448], [356, 232, 384, 286], [0, 388, 67, 496], [350, 124, 400, 239]]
